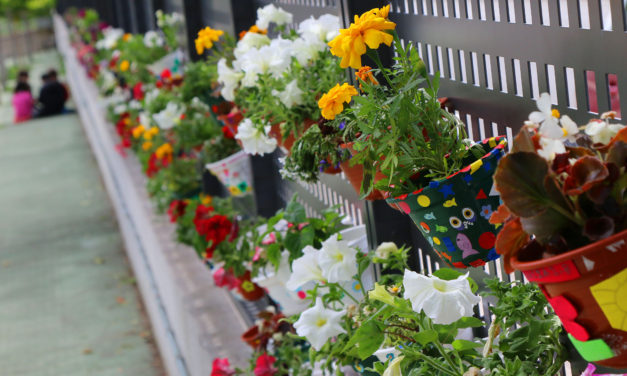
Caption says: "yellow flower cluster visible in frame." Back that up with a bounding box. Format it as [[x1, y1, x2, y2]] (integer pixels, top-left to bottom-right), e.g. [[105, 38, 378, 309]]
[[119, 60, 130, 72], [199, 194, 212, 206], [318, 83, 358, 120], [143, 127, 159, 141], [132, 125, 145, 139], [195, 26, 224, 55], [328, 5, 396, 69], [142, 141, 153, 151], [155, 143, 173, 161]]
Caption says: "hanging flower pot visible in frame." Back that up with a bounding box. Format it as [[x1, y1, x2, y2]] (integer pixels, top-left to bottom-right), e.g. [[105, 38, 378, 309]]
[[385, 137, 507, 268], [269, 119, 315, 154], [511, 229, 627, 369], [205, 150, 254, 197], [339, 142, 385, 201]]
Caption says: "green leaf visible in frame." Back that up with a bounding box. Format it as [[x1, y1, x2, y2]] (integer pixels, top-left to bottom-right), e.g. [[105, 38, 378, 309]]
[[452, 339, 482, 351], [454, 316, 484, 329], [343, 320, 385, 360], [266, 243, 281, 269], [432, 268, 463, 281], [412, 329, 438, 345]]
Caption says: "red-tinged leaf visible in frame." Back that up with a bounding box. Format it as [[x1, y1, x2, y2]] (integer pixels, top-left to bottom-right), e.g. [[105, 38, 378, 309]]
[[606, 141, 627, 169], [606, 126, 627, 150], [565, 146, 595, 159], [551, 152, 571, 174], [520, 208, 570, 243], [511, 129, 537, 153], [583, 216, 615, 241], [563, 156, 609, 195], [495, 218, 530, 273], [489, 204, 511, 224], [494, 152, 551, 217]]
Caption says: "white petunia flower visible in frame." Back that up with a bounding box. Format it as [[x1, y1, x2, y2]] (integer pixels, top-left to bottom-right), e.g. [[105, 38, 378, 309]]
[[113, 103, 127, 115], [318, 233, 358, 283], [291, 37, 326, 65], [153, 102, 183, 130], [235, 118, 278, 155], [96, 27, 124, 50], [129, 100, 142, 110], [382, 356, 404, 376], [217, 58, 244, 101], [293, 298, 346, 350], [298, 14, 340, 42], [254, 251, 292, 287], [256, 4, 293, 30], [234, 32, 270, 59], [585, 119, 624, 145], [403, 270, 480, 325], [143, 30, 164, 48], [272, 79, 303, 109], [286, 245, 324, 290], [100, 69, 117, 91], [239, 43, 291, 87], [144, 88, 160, 107], [139, 112, 151, 127]]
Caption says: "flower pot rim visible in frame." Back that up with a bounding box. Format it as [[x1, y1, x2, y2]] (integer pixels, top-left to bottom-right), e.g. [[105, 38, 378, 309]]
[[205, 149, 247, 169], [386, 136, 507, 201], [511, 228, 627, 271]]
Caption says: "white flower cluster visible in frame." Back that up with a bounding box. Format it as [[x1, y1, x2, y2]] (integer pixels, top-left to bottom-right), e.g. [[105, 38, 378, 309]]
[[153, 102, 184, 130], [234, 118, 277, 155], [216, 5, 339, 102], [143, 30, 164, 48], [286, 233, 358, 290], [95, 27, 124, 50], [155, 10, 184, 28], [526, 93, 625, 161]]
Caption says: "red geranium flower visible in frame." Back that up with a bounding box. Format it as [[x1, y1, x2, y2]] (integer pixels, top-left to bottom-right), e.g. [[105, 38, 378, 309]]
[[167, 200, 188, 223], [211, 358, 235, 376], [222, 125, 235, 139], [253, 354, 277, 376], [160, 68, 172, 79], [133, 82, 144, 100], [203, 215, 232, 245]]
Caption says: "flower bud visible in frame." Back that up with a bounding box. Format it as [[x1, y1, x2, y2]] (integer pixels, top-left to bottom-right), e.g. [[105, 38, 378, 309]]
[[375, 242, 398, 259]]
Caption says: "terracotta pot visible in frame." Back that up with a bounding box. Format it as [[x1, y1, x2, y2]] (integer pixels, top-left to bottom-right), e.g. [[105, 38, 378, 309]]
[[236, 271, 266, 301], [385, 136, 507, 268], [241, 325, 261, 348], [511, 229, 627, 369], [269, 119, 315, 154], [339, 142, 386, 201]]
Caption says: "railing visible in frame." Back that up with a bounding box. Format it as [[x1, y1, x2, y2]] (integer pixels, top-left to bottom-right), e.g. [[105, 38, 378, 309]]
[[53, 1, 627, 375]]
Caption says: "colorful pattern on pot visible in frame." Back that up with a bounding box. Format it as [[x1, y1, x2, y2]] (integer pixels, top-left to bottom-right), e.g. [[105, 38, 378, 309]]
[[386, 137, 507, 268], [206, 150, 254, 197]]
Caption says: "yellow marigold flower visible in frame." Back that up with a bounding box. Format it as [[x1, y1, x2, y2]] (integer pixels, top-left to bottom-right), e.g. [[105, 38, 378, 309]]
[[142, 141, 153, 151], [143, 127, 159, 141], [195, 26, 224, 55], [122, 33, 132, 42], [123, 117, 131, 126], [355, 65, 378, 90], [199, 194, 212, 206], [318, 83, 358, 120], [119, 60, 130, 72], [132, 125, 145, 139], [328, 5, 396, 69], [155, 143, 173, 160], [238, 24, 267, 39]]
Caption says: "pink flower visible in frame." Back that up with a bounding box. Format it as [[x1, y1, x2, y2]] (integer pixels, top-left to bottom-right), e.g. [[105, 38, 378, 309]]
[[213, 267, 239, 290], [297, 222, 309, 230], [253, 354, 277, 376], [261, 232, 276, 245], [211, 358, 235, 376]]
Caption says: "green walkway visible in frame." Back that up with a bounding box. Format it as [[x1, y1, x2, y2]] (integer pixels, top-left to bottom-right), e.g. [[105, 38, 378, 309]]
[[0, 114, 164, 375]]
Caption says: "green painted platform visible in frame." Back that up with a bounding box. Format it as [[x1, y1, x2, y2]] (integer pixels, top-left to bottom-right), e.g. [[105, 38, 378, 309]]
[[0, 113, 164, 375]]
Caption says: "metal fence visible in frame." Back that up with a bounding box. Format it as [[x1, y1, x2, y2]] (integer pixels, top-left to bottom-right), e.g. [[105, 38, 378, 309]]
[[54, 0, 627, 374]]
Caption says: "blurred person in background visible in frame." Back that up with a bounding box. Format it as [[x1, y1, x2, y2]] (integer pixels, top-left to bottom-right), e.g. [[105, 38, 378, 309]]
[[35, 69, 68, 117], [12, 81, 34, 123]]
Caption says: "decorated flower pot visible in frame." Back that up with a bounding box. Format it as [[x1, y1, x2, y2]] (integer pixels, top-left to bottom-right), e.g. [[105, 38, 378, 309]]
[[385, 137, 507, 268], [205, 150, 254, 196], [511, 229, 627, 369]]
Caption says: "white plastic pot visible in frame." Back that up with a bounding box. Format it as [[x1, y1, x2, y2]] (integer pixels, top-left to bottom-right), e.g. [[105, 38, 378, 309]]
[[205, 150, 254, 197]]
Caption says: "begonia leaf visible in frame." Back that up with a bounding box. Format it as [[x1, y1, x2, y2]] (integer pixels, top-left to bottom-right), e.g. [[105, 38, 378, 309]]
[[494, 152, 550, 217], [520, 207, 569, 242], [511, 129, 536, 153], [563, 156, 609, 196], [606, 141, 627, 168], [583, 216, 615, 241], [494, 218, 530, 273]]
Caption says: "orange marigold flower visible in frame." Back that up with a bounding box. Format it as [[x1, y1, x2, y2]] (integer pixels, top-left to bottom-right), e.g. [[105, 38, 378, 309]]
[[122, 33, 132, 42], [195, 26, 224, 55], [328, 5, 396, 69], [155, 143, 173, 161], [132, 125, 146, 139], [318, 83, 358, 120], [142, 141, 153, 151], [238, 25, 267, 39], [355, 65, 378, 89], [143, 126, 159, 141], [119, 60, 130, 72]]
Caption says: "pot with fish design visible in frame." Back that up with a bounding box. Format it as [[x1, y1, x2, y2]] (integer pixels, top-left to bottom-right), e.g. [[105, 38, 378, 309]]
[[386, 137, 507, 268]]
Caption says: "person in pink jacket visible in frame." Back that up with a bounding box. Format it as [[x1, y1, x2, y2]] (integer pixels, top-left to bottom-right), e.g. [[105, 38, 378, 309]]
[[12, 82, 34, 123]]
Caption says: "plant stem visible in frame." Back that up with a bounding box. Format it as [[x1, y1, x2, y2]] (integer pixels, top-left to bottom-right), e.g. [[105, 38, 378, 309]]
[[336, 284, 360, 304], [383, 330, 415, 343], [411, 351, 460, 376], [366, 50, 394, 88], [426, 320, 463, 376]]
